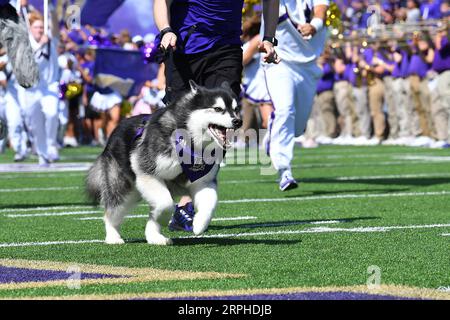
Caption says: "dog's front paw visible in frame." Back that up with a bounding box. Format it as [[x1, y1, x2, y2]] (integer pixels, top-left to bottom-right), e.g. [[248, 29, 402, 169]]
[[193, 219, 209, 236], [105, 236, 125, 245], [146, 235, 173, 246]]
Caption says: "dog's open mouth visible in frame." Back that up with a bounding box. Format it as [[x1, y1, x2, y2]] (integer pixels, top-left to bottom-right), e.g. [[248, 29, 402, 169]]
[[208, 124, 232, 149]]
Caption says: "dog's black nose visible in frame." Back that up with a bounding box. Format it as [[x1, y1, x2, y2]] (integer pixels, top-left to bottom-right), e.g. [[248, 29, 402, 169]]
[[232, 119, 243, 129]]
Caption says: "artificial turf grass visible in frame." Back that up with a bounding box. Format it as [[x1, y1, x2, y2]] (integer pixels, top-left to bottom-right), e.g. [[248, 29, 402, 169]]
[[0, 145, 449, 298]]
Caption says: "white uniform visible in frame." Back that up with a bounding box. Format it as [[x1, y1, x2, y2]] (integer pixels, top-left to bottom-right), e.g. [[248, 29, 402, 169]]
[[0, 69, 6, 152], [22, 36, 61, 160], [242, 42, 271, 104], [264, 0, 328, 171], [2, 59, 29, 157]]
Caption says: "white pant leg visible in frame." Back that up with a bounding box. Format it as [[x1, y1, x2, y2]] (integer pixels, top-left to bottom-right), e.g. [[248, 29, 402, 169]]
[[265, 62, 321, 171], [265, 62, 297, 171], [22, 93, 48, 159], [294, 63, 322, 137], [4, 91, 28, 155], [40, 89, 60, 149], [0, 98, 6, 152], [58, 100, 69, 127]]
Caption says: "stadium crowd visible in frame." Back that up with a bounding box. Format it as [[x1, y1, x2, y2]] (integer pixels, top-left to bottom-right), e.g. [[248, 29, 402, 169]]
[[0, 0, 449, 166]]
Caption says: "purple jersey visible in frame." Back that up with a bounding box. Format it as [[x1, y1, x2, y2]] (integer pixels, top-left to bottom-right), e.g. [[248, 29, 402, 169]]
[[0, 0, 9, 6], [317, 63, 335, 94], [392, 50, 410, 79], [408, 53, 430, 79], [432, 37, 450, 74], [170, 0, 244, 54], [81, 61, 95, 94], [421, 1, 442, 19]]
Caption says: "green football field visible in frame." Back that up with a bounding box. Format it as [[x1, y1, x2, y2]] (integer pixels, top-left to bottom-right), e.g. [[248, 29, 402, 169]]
[[0, 145, 449, 300]]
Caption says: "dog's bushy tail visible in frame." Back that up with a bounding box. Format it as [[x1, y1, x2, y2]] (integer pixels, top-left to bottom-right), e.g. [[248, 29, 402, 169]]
[[85, 157, 104, 205]]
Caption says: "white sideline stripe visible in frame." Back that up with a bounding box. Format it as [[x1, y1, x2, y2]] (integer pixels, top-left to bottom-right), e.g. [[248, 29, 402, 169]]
[[76, 215, 258, 222], [335, 173, 450, 181], [0, 162, 92, 173], [222, 160, 450, 171], [6, 211, 100, 218], [219, 191, 450, 204], [395, 155, 450, 162], [0, 172, 448, 193], [0, 240, 104, 248], [0, 223, 448, 248], [2, 190, 450, 215], [221, 173, 450, 184], [0, 186, 80, 193], [442, 234, 450, 237], [181, 224, 450, 239], [0, 173, 85, 179], [0, 205, 94, 214]]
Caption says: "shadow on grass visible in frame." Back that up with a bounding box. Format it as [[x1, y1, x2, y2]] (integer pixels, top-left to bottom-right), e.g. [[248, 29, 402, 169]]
[[282, 188, 408, 198], [123, 216, 379, 246]]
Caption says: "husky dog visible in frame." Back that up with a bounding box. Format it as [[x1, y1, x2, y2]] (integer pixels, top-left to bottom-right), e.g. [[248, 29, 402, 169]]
[[86, 81, 242, 245]]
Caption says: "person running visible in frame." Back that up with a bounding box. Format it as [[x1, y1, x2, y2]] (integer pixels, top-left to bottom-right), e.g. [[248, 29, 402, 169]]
[[153, 0, 281, 232], [264, 0, 329, 191]]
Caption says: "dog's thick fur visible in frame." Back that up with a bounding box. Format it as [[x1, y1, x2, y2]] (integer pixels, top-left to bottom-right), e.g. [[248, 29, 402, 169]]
[[86, 82, 241, 245]]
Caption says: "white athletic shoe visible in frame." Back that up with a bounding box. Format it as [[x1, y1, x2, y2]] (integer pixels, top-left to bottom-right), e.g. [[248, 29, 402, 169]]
[[365, 137, 382, 146], [63, 136, 79, 148], [332, 135, 353, 146], [48, 146, 60, 162], [430, 140, 449, 149], [301, 138, 319, 149], [315, 136, 334, 145], [38, 156, 50, 167], [408, 136, 435, 148], [14, 153, 27, 162]]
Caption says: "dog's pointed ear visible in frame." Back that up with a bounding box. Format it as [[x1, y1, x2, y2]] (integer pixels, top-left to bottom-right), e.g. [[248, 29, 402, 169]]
[[189, 80, 199, 93]]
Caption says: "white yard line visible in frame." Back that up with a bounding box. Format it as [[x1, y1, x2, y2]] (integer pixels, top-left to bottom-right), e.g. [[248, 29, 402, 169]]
[[222, 160, 450, 171], [2, 172, 449, 194], [0, 163, 92, 173], [0, 240, 104, 248], [0, 205, 95, 214], [0, 223, 448, 248], [442, 234, 450, 237], [0, 173, 85, 179], [222, 173, 450, 184], [334, 173, 450, 181], [181, 223, 450, 239], [2, 190, 450, 215], [6, 211, 100, 218], [0, 186, 80, 193], [219, 191, 450, 204], [1, 156, 449, 175]]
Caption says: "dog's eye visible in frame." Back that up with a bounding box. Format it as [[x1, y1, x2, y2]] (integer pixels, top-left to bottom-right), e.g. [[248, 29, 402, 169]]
[[214, 107, 223, 113]]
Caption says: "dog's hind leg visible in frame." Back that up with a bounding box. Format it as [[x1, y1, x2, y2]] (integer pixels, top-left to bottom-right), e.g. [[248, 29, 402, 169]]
[[136, 174, 174, 246], [190, 184, 218, 236], [104, 190, 140, 245]]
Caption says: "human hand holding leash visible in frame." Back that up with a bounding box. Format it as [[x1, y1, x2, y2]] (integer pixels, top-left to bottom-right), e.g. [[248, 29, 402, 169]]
[[259, 41, 281, 64], [160, 27, 177, 50]]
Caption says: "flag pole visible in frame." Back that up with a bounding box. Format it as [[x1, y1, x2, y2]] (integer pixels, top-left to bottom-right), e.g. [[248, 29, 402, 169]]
[[44, 0, 49, 36]]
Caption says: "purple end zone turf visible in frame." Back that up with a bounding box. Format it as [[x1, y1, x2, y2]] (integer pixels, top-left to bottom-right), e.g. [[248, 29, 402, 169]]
[[0, 266, 123, 284], [148, 292, 423, 300]]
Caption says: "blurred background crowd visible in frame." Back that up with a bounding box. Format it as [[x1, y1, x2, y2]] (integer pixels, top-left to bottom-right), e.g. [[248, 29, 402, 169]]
[[0, 0, 449, 166]]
